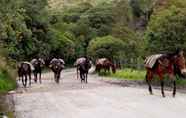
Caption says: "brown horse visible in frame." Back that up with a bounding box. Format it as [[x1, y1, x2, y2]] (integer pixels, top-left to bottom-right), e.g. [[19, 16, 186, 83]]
[[95, 58, 116, 74], [17, 62, 33, 87], [145, 50, 186, 97]]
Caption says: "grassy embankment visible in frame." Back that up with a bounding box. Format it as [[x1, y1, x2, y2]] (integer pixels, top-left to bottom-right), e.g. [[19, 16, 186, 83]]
[[0, 54, 16, 93], [100, 68, 186, 86], [0, 70, 16, 93], [0, 53, 16, 118]]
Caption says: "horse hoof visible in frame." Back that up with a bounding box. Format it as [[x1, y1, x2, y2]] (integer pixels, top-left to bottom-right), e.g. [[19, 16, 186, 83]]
[[173, 94, 176, 98], [149, 92, 153, 95], [162, 95, 166, 98]]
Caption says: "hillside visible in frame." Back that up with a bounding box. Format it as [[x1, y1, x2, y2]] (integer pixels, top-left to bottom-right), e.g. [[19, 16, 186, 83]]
[[48, 0, 114, 11]]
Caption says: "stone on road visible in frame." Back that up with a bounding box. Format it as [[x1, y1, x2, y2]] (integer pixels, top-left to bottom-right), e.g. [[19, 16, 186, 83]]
[[14, 69, 186, 118]]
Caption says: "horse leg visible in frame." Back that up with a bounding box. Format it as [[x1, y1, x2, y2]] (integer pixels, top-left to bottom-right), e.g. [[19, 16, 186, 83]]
[[18, 75, 21, 81], [170, 74, 176, 97], [83, 74, 86, 83], [54, 73, 57, 83], [29, 73, 31, 86], [57, 72, 60, 84], [80, 71, 85, 83], [160, 79, 165, 97], [173, 80, 176, 97], [22, 75, 25, 87], [25, 75, 28, 87], [34, 72, 37, 83], [83, 73, 86, 83], [85, 73, 88, 84], [77, 67, 79, 79], [80, 73, 83, 83], [146, 71, 153, 95], [39, 72, 42, 84]]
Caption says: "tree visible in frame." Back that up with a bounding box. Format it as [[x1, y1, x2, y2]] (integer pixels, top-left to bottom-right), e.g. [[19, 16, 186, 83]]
[[130, 0, 157, 29], [145, 0, 186, 54], [88, 36, 124, 60], [0, 0, 60, 61]]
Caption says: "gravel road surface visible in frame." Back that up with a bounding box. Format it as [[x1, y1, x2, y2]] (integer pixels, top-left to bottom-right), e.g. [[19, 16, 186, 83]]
[[13, 68, 186, 118]]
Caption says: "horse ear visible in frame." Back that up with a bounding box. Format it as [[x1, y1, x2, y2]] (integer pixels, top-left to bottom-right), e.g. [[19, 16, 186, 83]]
[[178, 50, 184, 56]]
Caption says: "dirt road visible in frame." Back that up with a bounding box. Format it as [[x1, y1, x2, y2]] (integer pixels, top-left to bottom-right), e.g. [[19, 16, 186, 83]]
[[13, 68, 186, 118]]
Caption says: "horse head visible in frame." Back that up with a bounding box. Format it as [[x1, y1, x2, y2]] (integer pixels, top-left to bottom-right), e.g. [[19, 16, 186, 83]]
[[85, 58, 91, 69], [39, 58, 45, 67], [49, 58, 64, 71], [174, 50, 186, 75]]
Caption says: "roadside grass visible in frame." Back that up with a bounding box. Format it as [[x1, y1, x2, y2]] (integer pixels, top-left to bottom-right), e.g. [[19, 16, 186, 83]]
[[99, 68, 186, 87], [99, 68, 146, 81], [0, 70, 16, 93]]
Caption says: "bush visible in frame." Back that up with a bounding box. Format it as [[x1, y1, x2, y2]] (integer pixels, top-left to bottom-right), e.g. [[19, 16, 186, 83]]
[[145, 0, 186, 53], [0, 70, 16, 93], [88, 35, 124, 59], [0, 49, 16, 93]]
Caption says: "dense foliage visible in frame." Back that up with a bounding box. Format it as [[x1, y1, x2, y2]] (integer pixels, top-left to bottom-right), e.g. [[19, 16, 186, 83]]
[[145, 0, 186, 54], [0, 0, 186, 68], [88, 36, 124, 60]]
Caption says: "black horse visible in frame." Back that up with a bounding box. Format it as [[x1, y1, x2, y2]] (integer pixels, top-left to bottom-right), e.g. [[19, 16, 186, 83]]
[[17, 62, 32, 87], [31, 58, 45, 84], [49, 58, 65, 83], [75, 57, 91, 83]]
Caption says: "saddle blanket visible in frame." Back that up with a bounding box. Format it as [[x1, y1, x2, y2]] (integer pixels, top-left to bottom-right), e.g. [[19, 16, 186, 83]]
[[96, 58, 107, 65], [144, 54, 163, 68], [23, 62, 35, 71], [74, 58, 86, 66]]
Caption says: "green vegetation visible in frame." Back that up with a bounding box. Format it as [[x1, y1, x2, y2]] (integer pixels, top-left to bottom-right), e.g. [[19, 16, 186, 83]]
[[145, 0, 186, 54], [88, 36, 124, 60], [0, 70, 16, 93], [1, 0, 185, 64], [102, 68, 186, 87], [0, 58, 16, 93], [101, 69, 146, 81], [0, 0, 186, 91]]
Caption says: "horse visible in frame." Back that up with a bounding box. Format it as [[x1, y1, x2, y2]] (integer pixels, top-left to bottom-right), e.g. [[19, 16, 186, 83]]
[[17, 62, 33, 87], [144, 50, 186, 97], [74, 57, 85, 79], [75, 57, 91, 83], [95, 58, 116, 74], [31, 58, 45, 84], [49, 58, 65, 83]]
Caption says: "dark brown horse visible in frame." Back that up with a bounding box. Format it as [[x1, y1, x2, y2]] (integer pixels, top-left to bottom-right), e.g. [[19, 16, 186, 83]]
[[49, 58, 65, 83], [145, 50, 186, 97], [17, 62, 32, 87], [75, 57, 91, 83], [31, 58, 45, 84], [95, 58, 116, 74]]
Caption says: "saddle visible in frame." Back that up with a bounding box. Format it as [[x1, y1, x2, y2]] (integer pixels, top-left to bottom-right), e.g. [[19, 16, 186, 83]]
[[22, 62, 35, 71], [144, 54, 163, 68], [96, 58, 107, 65]]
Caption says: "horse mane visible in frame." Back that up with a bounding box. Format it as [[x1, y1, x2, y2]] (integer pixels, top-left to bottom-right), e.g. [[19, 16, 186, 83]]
[[161, 50, 180, 60]]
